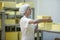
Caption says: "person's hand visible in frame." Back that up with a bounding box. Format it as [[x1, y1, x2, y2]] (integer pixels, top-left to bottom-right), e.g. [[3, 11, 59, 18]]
[[47, 19, 52, 22], [42, 18, 53, 22]]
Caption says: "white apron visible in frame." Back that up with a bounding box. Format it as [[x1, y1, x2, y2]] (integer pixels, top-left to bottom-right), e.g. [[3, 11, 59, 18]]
[[20, 16, 35, 40]]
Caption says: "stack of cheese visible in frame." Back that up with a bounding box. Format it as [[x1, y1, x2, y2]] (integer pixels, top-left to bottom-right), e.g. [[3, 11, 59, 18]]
[[0, 1, 16, 10], [6, 32, 22, 40], [3, 2, 16, 8], [37, 16, 52, 30], [51, 23, 60, 31], [5, 19, 15, 25], [6, 32, 18, 40]]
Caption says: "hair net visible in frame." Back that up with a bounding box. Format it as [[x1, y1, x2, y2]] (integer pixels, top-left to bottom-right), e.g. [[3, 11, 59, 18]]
[[19, 4, 30, 15]]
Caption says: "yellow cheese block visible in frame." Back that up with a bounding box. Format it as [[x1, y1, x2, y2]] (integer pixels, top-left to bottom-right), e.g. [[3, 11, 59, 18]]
[[0, 1, 16, 9], [38, 23, 45, 30], [6, 32, 18, 40], [37, 16, 52, 30], [6, 11, 15, 15], [6, 11, 20, 15], [38, 22, 52, 30], [6, 32, 22, 40], [51, 24, 60, 31], [5, 19, 15, 25], [37, 16, 51, 19], [16, 11, 20, 15], [37, 16, 43, 19], [2, 1, 16, 8], [44, 22, 52, 30], [16, 2, 34, 8], [0, 19, 15, 28]]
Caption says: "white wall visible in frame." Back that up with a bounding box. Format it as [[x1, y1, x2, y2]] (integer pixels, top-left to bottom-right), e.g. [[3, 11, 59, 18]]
[[35, 0, 60, 23]]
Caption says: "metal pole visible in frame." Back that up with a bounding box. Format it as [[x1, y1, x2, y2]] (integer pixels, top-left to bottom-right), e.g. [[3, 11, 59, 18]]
[[15, 11, 17, 31], [1, 11, 5, 40]]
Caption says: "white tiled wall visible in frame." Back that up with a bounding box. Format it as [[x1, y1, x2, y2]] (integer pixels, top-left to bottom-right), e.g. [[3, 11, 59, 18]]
[[35, 0, 60, 23]]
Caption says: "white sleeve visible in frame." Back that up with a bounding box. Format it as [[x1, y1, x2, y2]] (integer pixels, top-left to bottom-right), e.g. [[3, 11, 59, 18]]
[[24, 18, 31, 28]]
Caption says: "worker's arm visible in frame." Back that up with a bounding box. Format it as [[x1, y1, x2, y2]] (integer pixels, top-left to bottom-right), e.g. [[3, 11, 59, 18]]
[[29, 19, 52, 24]]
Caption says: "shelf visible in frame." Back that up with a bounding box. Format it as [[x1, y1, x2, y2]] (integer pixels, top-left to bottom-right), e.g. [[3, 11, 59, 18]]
[[0, 29, 1, 32], [4, 7, 19, 11], [5, 24, 20, 27]]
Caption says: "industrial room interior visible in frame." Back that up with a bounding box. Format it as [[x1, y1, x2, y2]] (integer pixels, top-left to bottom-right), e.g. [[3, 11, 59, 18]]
[[0, 0, 60, 40]]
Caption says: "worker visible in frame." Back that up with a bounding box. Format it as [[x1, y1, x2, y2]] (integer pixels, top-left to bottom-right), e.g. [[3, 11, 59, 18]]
[[19, 4, 52, 40]]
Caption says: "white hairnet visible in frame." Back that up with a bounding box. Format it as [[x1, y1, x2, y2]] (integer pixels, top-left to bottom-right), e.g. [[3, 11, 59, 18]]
[[19, 4, 30, 15]]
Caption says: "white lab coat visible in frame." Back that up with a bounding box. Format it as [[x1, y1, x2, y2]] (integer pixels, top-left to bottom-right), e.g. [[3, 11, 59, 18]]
[[20, 16, 35, 40]]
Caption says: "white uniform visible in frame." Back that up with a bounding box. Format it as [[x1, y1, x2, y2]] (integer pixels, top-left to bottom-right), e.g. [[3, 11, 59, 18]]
[[20, 16, 35, 40]]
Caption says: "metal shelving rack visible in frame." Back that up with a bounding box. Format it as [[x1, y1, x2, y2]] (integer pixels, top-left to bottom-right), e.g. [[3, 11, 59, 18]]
[[0, 7, 19, 40], [0, 7, 36, 40], [4, 7, 19, 32]]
